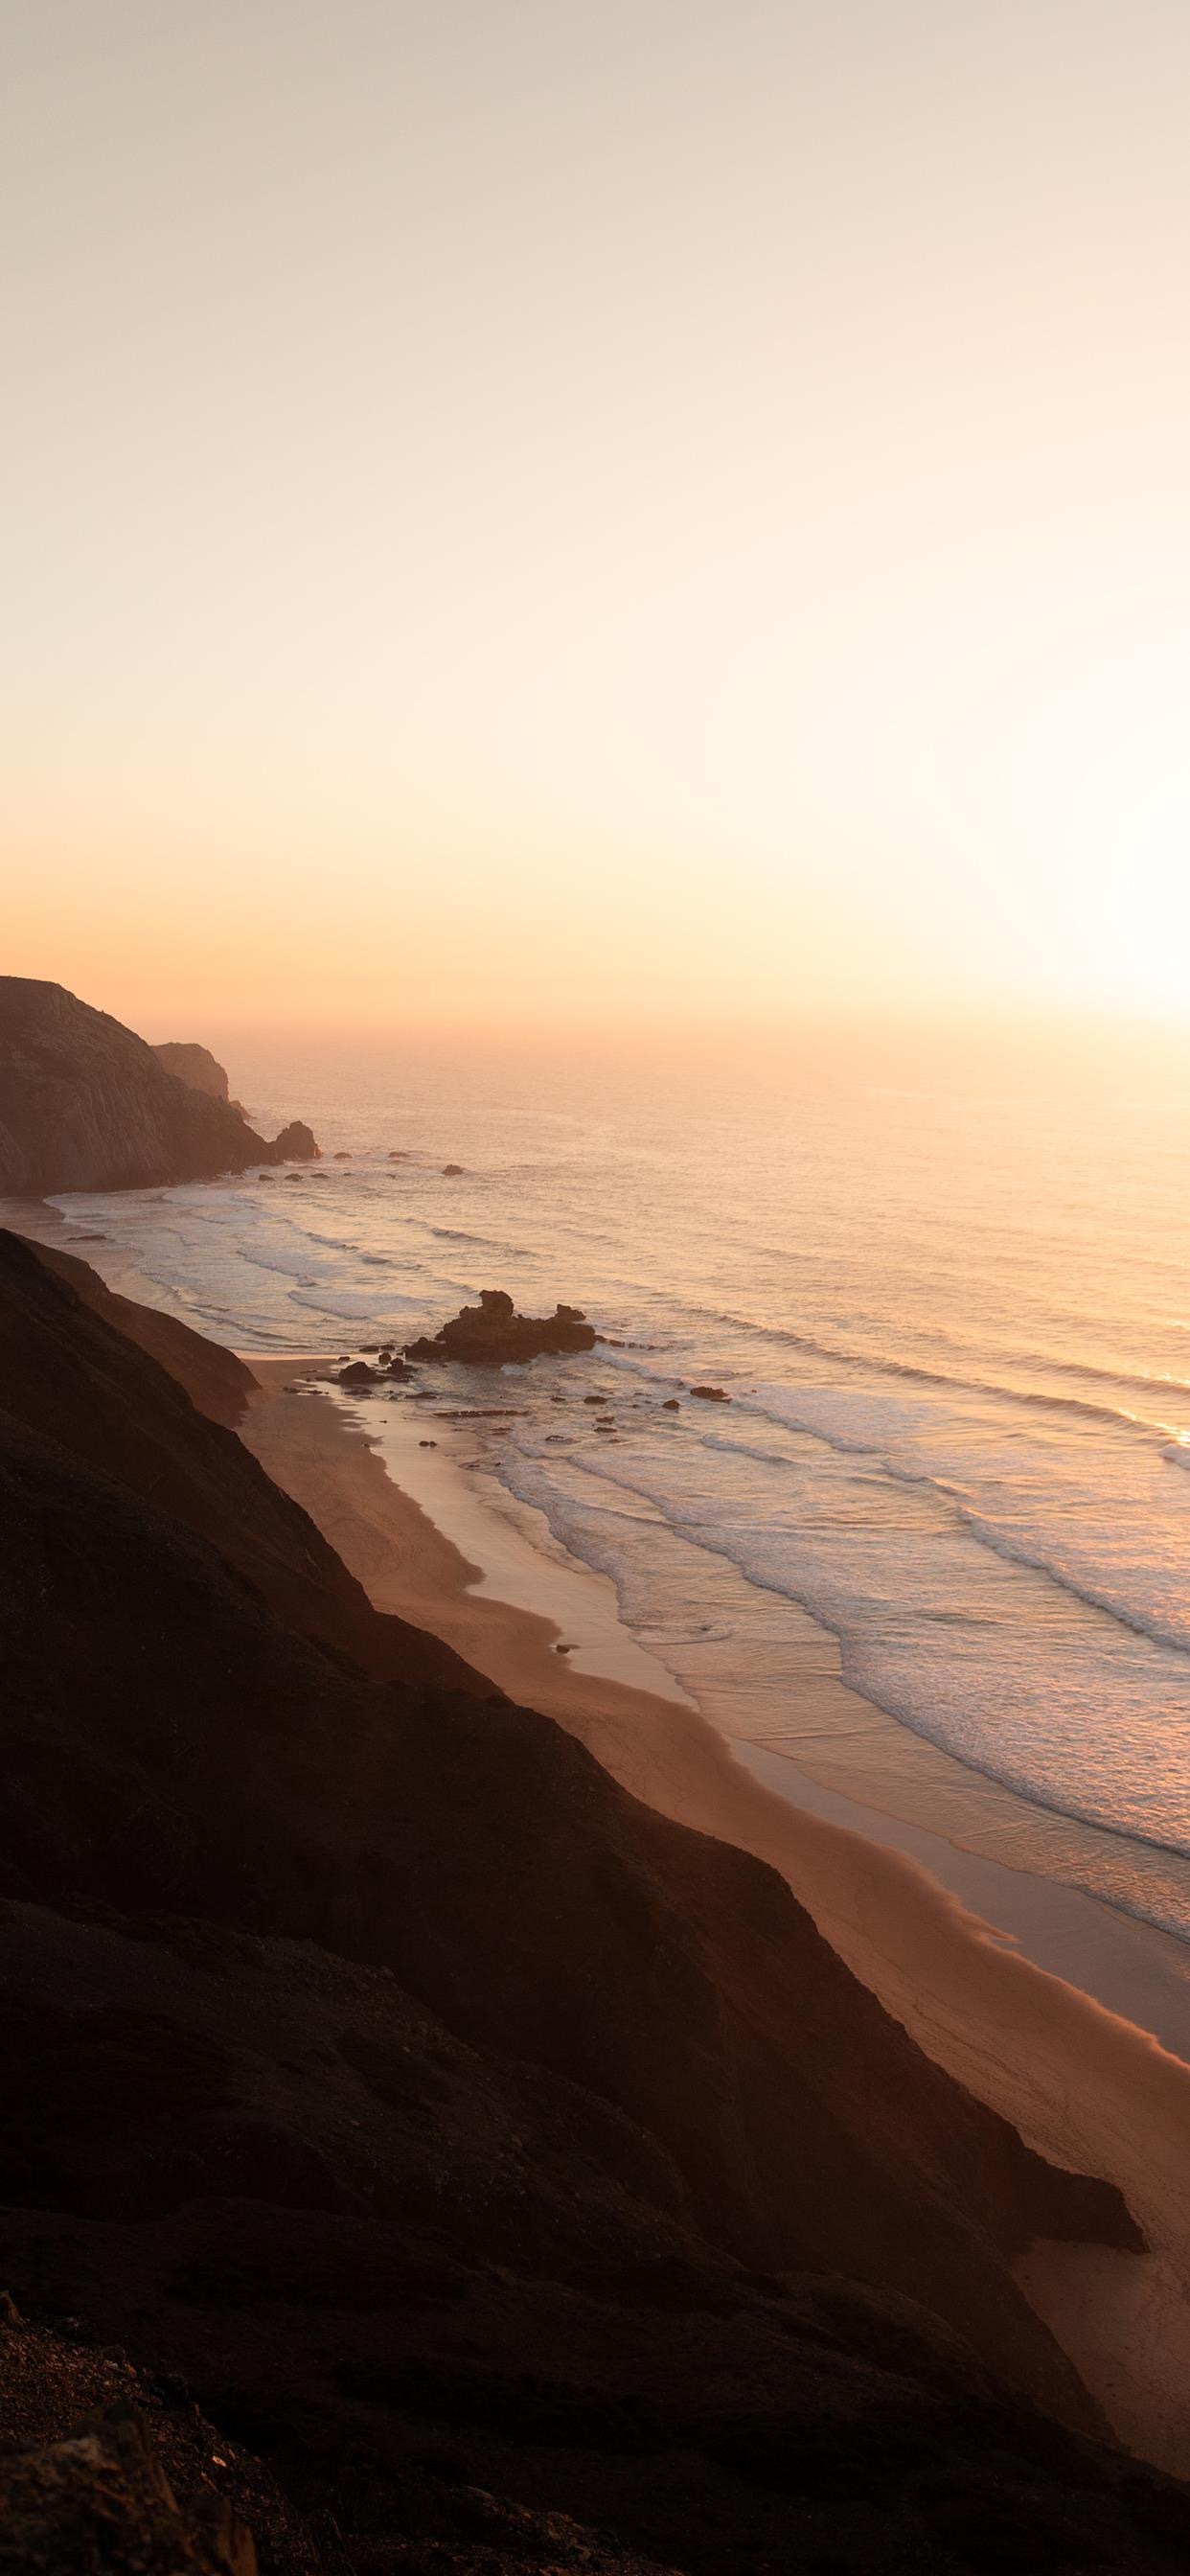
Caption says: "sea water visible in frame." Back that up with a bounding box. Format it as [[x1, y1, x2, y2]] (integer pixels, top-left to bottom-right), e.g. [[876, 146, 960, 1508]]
[[30, 1030, 1190, 1946]]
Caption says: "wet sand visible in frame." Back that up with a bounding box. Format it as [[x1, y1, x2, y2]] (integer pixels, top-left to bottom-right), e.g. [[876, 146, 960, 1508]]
[[241, 1362, 1190, 2475]]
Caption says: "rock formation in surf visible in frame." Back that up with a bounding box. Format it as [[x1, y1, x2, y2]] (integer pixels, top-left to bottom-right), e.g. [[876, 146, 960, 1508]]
[[269, 1119, 318, 1162], [0, 979, 320, 1194], [405, 1287, 598, 1367], [0, 1224, 1184, 2571], [336, 1351, 413, 1386]]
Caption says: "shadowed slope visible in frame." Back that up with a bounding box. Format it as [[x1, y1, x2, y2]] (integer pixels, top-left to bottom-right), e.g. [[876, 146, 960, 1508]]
[[0, 1266, 1138, 2420], [0, 1228, 480, 1691], [2, 1237, 1186, 2569], [19, 1232, 258, 1426]]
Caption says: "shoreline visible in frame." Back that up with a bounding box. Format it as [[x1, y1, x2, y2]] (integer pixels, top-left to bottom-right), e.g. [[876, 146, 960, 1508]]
[[247, 1360, 1190, 2058], [242, 1359, 1190, 2475]]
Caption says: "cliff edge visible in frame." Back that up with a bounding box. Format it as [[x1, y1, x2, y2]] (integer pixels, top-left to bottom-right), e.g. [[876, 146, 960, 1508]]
[[0, 980, 317, 1194]]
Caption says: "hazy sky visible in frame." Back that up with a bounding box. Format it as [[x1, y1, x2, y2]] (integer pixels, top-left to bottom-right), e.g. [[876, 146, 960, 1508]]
[[4, 1, 1190, 1034]]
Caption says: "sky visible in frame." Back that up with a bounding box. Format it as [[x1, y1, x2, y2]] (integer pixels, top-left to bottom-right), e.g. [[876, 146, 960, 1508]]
[[4, 0, 1190, 1039]]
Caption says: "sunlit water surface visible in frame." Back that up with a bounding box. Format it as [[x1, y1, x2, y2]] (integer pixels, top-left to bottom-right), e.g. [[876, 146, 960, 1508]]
[[34, 1034, 1190, 1946]]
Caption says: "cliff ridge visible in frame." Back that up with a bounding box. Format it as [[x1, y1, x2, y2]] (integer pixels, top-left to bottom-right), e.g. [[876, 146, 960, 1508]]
[[0, 980, 318, 1194]]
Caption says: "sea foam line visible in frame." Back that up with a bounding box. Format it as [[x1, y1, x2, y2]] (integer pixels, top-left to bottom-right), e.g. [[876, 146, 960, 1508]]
[[639, 1290, 1190, 1439], [706, 1406, 1190, 1662], [496, 1436, 1190, 1919]]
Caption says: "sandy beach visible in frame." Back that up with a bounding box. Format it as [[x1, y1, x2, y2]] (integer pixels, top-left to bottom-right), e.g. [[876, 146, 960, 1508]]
[[242, 1359, 1190, 2475]]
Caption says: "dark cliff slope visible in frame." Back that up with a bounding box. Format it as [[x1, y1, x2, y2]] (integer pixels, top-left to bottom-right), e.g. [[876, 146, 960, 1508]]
[[0, 979, 316, 1192], [19, 1231, 258, 1426], [1, 1238, 1186, 2570], [0, 1230, 480, 1690]]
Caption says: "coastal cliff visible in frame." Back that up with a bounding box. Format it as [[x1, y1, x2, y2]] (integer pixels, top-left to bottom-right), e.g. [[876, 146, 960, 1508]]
[[150, 1039, 232, 1100], [0, 980, 317, 1194], [1, 1229, 1186, 2570]]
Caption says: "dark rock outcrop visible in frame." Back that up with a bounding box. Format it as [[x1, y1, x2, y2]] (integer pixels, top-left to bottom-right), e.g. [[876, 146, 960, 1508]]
[[271, 1121, 318, 1162], [405, 1290, 597, 1368], [0, 981, 319, 1195], [0, 2313, 317, 2575], [689, 1383, 730, 1403], [0, 2312, 679, 2576], [150, 1042, 231, 1103], [0, 2402, 259, 2576]]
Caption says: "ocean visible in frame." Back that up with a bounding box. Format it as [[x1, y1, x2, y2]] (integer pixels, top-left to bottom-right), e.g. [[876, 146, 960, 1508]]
[[33, 1030, 1190, 1954]]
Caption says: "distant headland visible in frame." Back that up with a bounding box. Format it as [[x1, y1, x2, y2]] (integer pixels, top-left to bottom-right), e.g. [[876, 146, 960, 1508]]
[[0, 978, 318, 1195]]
